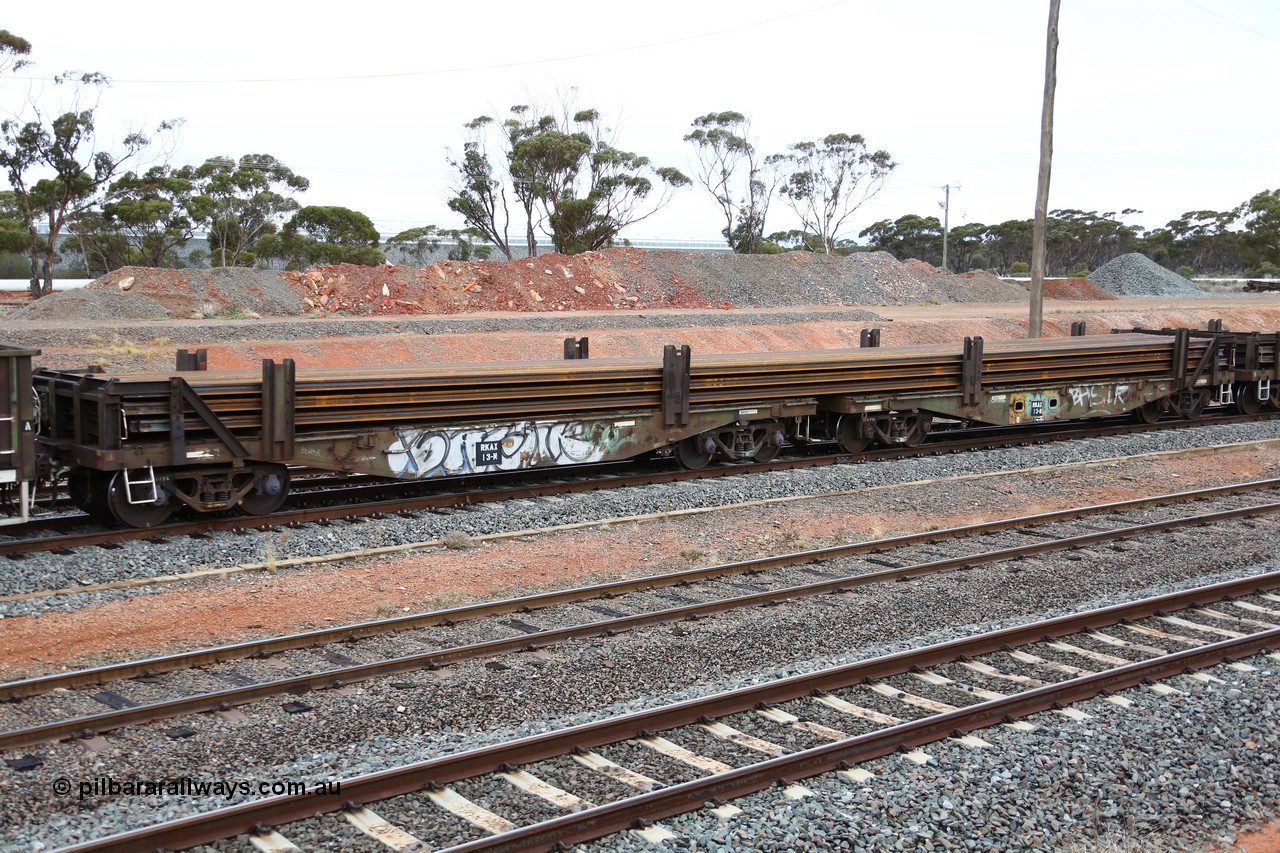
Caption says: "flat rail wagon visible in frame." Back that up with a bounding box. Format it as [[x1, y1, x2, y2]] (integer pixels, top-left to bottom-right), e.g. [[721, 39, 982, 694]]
[[26, 327, 1276, 527]]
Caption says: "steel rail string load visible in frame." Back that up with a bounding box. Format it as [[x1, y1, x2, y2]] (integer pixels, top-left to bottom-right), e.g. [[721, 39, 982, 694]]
[[1, 325, 1276, 528]]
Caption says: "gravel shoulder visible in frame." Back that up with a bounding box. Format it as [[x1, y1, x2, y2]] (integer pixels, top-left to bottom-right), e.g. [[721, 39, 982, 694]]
[[2, 426, 1277, 675]]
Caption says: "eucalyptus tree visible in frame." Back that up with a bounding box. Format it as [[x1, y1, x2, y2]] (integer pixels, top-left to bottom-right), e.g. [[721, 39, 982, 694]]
[[187, 154, 309, 267], [0, 71, 178, 295], [448, 100, 689, 256], [0, 29, 31, 75], [269, 205, 384, 269], [773, 133, 895, 254], [683, 111, 777, 253], [1238, 189, 1280, 273], [69, 163, 196, 271]]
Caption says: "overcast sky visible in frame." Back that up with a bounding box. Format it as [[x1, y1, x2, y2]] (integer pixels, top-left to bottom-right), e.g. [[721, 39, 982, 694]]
[[3, 0, 1277, 246]]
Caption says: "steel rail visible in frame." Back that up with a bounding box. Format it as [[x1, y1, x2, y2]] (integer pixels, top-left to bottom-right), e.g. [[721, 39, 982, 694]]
[[54, 571, 1280, 853], [3, 477, 1275, 699], [4, 497, 1276, 751], [440, 628, 1280, 853], [2, 411, 1273, 558]]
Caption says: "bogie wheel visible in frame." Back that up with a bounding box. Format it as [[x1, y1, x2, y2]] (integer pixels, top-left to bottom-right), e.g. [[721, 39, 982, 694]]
[[901, 415, 932, 448], [67, 469, 113, 520], [106, 470, 172, 529], [1234, 383, 1262, 416], [1132, 399, 1164, 424], [1172, 390, 1208, 420], [836, 415, 871, 454], [674, 435, 715, 470], [752, 427, 783, 462], [240, 464, 291, 516], [1271, 390, 1280, 411]]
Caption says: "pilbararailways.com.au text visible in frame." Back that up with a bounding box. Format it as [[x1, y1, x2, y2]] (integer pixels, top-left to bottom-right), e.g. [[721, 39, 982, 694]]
[[54, 775, 341, 801]]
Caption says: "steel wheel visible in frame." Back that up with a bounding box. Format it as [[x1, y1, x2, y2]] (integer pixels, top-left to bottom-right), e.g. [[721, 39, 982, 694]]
[[1132, 399, 1164, 424], [1235, 383, 1262, 416], [67, 469, 113, 520], [901, 415, 932, 448], [836, 415, 870, 454], [106, 471, 172, 529], [240, 464, 290, 516], [674, 435, 715, 470]]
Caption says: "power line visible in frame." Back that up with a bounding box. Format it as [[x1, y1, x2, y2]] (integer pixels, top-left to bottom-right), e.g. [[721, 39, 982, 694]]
[[18, 1, 851, 86], [1181, 0, 1280, 42]]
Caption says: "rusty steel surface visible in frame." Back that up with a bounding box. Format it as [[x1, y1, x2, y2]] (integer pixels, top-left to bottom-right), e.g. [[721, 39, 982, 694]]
[[37, 333, 1215, 435], [55, 571, 1280, 853], [3, 491, 1276, 751]]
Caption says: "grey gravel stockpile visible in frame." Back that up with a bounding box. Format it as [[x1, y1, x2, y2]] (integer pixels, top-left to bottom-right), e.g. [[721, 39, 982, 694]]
[[7, 267, 307, 322], [2, 288, 170, 322], [1089, 252, 1207, 298], [628, 251, 1028, 308]]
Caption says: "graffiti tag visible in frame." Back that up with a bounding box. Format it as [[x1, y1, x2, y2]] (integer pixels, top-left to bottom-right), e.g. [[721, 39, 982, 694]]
[[385, 419, 626, 479], [1066, 384, 1131, 409]]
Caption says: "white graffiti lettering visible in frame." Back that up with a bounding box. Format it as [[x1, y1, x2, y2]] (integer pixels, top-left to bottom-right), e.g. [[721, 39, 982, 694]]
[[1066, 384, 1131, 409], [385, 420, 624, 479]]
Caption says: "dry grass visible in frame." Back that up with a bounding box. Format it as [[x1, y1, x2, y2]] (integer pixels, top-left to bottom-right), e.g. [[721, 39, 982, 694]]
[[83, 334, 180, 367], [441, 530, 475, 550], [779, 527, 807, 548], [1058, 830, 1164, 853]]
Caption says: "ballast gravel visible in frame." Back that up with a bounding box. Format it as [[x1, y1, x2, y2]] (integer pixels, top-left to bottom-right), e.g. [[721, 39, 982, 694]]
[[1089, 252, 1208, 298], [2, 424, 1279, 850], [3, 559, 1278, 851], [2, 419, 1278, 617]]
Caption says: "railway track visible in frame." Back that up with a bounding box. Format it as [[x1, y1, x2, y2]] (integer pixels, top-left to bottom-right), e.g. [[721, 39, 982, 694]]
[[6, 436, 1275, 607], [2, 410, 1274, 558], [2, 480, 1275, 753], [46, 571, 1280, 852]]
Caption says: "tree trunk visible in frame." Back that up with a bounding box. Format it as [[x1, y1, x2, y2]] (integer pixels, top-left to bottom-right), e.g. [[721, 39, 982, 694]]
[[41, 200, 60, 295], [25, 224, 40, 299], [1029, 0, 1061, 339]]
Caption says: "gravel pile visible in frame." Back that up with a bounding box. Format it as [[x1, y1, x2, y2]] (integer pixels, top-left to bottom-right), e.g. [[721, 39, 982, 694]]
[[3, 250, 1040, 326], [1089, 253, 1207, 298], [633, 251, 1028, 308], [8, 267, 307, 321], [4, 288, 169, 322]]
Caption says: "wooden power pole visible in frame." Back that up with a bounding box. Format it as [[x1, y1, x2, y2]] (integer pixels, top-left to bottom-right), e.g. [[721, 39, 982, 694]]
[[940, 184, 952, 272], [1030, 0, 1061, 339]]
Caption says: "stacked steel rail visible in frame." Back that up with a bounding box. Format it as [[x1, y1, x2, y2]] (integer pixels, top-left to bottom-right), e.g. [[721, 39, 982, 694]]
[[38, 334, 1216, 438]]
